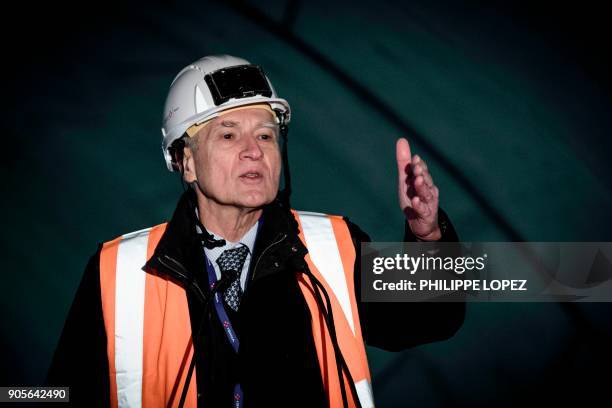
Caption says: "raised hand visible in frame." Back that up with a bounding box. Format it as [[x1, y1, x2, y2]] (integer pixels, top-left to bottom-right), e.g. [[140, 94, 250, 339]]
[[396, 138, 441, 241]]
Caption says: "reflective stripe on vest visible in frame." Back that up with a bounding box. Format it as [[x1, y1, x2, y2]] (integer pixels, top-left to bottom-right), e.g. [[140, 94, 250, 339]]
[[99, 212, 374, 408], [293, 210, 374, 408], [100, 223, 197, 408]]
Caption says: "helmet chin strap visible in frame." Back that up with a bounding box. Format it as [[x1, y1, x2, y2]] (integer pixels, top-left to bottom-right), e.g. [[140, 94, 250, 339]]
[[187, 189, 227, 249], [278, 122, 292, 209]]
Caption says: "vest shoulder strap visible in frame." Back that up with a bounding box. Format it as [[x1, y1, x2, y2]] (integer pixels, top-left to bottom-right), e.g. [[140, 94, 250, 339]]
[[292, 210, 375, 408]]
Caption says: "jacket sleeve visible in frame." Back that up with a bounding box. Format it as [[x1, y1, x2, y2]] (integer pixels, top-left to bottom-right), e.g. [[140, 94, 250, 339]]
[[351, 208, 466, 351], [46, 245, 110, 407]]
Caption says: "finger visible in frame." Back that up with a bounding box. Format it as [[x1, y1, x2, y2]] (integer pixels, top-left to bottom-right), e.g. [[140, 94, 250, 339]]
[[396, 138, 412, 179], [397, 138, 413, 209], [411, 196, 430, 217], [415, 176, 435, 202], [410, 163, 425, 178], [411, 161, 433, 186], [413, 155, 428, 172]]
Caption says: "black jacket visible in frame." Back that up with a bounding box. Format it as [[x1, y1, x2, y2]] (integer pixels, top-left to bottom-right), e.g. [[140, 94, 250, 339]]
[[48, 190, 465, 407]]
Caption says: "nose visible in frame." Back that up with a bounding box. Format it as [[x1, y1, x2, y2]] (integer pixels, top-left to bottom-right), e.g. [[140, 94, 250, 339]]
[[239, 135, 263, 160]]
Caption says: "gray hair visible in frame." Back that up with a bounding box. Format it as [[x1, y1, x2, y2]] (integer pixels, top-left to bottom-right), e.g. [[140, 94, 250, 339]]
[[183, 133, 201, 152]]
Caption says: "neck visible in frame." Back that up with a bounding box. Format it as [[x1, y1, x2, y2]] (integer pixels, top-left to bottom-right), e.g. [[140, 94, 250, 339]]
[[195, 194, 262, 243]]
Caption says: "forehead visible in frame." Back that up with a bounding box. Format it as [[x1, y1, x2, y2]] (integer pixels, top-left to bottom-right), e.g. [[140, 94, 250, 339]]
[[211, 107, 276, 127]]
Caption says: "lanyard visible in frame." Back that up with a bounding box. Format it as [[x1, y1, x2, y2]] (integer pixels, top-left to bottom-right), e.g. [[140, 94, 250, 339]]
[[205, 256, 241, 352], [204, 255, 243, 407], [202, 218, 262, 407]]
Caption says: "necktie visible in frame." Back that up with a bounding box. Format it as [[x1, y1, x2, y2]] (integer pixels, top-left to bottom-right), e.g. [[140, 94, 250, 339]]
[[216, 245, 250, 311]]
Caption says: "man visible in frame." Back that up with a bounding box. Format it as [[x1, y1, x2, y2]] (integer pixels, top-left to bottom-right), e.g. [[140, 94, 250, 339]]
[[48, 55, 464, 407]]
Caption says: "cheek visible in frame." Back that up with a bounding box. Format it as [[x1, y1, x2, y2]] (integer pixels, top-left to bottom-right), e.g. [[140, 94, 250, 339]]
[[194, 152, 227, 188], [204, 159, 230, 186], [268, 150, 282, 177]]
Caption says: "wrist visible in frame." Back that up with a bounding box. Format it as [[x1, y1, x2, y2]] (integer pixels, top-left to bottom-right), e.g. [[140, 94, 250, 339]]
[[415, 226, 442, 241]]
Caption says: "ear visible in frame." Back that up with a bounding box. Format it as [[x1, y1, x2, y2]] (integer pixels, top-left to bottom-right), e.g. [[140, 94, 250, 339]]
[[182, 145, 197, 184]]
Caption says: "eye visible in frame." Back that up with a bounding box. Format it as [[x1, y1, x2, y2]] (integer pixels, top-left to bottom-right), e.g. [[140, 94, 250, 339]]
[[222, 133, 233, 140], [259, 133, 275, 141]]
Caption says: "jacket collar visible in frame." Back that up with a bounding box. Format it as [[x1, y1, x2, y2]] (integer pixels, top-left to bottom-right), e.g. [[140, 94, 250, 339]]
[[143, 189, 308, 294]]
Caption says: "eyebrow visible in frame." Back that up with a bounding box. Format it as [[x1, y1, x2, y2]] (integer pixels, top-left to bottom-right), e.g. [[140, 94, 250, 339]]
[[220, 120, 239, 127], [217, 120, 278, 130], [260, 122, 279, 130]]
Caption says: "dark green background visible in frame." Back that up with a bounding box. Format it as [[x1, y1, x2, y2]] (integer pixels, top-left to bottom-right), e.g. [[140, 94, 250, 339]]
[[5, 0, 612, 406]]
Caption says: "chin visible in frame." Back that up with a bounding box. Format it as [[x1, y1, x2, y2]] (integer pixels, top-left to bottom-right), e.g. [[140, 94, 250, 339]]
[[237, 191, 275, 209]]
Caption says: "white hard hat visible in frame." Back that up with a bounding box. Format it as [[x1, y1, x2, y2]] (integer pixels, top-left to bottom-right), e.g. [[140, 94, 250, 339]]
[[161, 55, 292, 171]]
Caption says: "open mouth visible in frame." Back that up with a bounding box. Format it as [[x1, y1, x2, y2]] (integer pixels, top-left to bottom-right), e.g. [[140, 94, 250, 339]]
[[239, 171, 263, 181]]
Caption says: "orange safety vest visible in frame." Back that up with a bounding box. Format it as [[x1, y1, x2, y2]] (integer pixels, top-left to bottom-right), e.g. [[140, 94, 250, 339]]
[[99, 211, 374, 408]]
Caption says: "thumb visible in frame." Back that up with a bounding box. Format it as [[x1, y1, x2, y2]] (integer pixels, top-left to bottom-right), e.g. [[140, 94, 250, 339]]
[[397, 138, 413, 211], [396, 138, 412, 178]]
